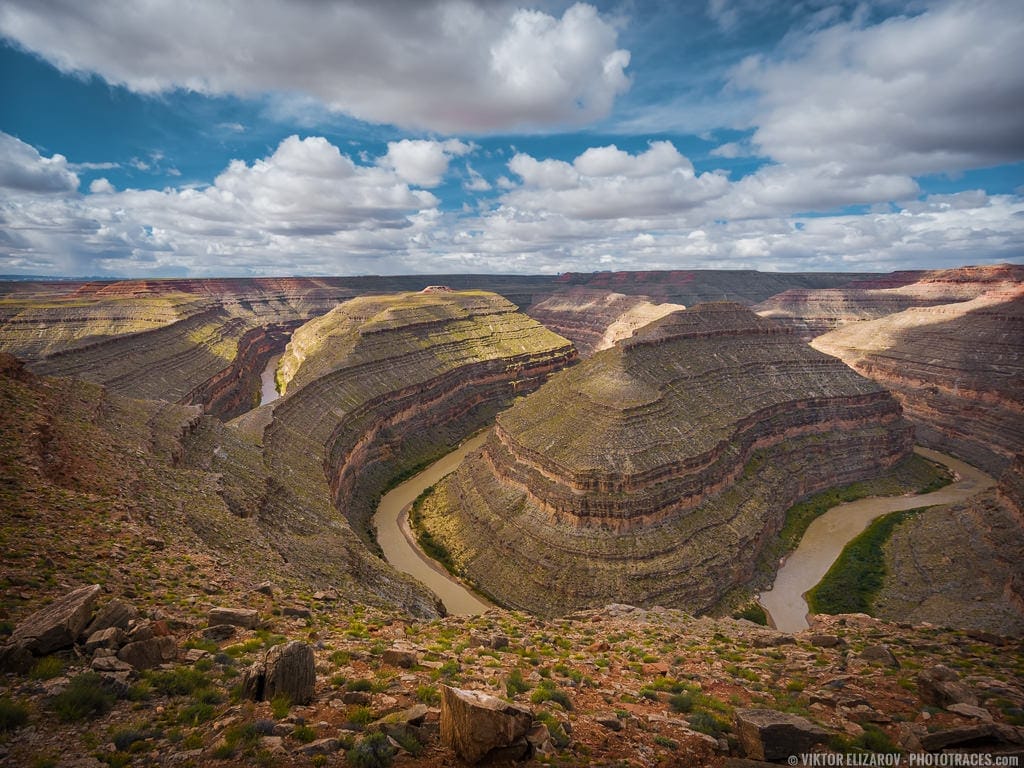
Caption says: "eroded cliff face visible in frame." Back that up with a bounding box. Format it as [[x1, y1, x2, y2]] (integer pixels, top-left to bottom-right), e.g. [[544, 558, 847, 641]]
[[526, 287, 685, 357], [812, 286, 1024, 475], [254, 291, 576, 549], [875, 454, 1024, 636], [755, 264, 1024, 340], [417, 303, 913, 616]]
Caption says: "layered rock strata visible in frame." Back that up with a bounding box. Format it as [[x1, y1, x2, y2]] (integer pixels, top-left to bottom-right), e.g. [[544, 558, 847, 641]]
[[527, 287, 684, 356], [554, 269, 872, 305], [874, 454, 1024, 636], [756, 264, 1024, 340], [417, 303, 913, 615], [812, 286, 1024, 475], [251, 291, 575, 545]]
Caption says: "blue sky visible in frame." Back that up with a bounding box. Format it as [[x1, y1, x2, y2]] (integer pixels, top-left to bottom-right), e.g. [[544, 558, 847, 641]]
[[0, 0, 1022, 277]]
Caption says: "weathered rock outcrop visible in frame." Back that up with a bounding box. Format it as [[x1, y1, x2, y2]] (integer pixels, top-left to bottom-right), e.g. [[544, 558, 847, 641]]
[[7, 584, 101, 655], [756, 264, 1024, 340], [259, 291, 575, 543], [812, 285, 1024, 474], [441, 685, 534, 764], [874, 454, 1024, 636], [417, 303, 912, 615], [243, 641, 316, 705], [527, 287, 684, 356]]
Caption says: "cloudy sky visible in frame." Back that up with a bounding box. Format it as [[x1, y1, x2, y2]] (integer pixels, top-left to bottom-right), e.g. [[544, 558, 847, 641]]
[[1, 0, 1022, 277]]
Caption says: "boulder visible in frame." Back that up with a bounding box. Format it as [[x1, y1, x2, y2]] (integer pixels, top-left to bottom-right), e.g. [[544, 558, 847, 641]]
[[84, 627, 126, 653], [382, 648, 418, 668], [858, 644, 899, 667], [243, 641, 315, 705], [918, 665, 978, 708], [807, 634, 843, 648], [82, 598, 137, 638], [918, 723, 1020, 752], [735, 708, 829, 761], [9, 584, 101, 655], [201, 624, 237, 642], [208, 607, 259, 629], [441, 685, 533, 764], [0, 642, 35, 674], [595, 714, 622, 731], [117, 636, 177, 669]]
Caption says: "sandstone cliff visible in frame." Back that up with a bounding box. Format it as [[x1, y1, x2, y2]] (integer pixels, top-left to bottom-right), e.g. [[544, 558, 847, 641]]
[[812, 285, 1024, 475], [416, 303, 913, 616], [526, 287, 684, 356], [250, 291, 576, 549], [755, 264, 1024, 340]]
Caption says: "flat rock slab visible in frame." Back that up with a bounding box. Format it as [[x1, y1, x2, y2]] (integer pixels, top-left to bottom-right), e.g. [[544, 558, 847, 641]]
[[441, 685, 533, 764], [735, 708, 829, 761], [10, 584, 101, 655], [208, 607, 259, 629]]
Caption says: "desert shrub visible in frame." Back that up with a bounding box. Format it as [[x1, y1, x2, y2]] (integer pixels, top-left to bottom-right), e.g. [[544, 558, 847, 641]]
[[688, 710, 731, 737], [148, 667, 209, 696], [505, 668, 530, 697], [51, 673, 116, 722], [292, 724, 316, 743], [270, 692, 291, 718], [0, 696, 29, 731], [29, 656, 64, 680], [530, 680, 573, 710], [178, 702, 216, 725], [347, 732, 395, 768]]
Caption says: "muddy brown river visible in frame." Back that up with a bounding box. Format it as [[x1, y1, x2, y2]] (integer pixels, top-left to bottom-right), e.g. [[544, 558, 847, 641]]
[[372, 432, 492, 616], [259, 354, 282, 406], [758, 446, 996, 632]]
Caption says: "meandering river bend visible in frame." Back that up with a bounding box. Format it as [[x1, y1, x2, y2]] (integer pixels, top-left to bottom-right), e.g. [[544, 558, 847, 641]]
[[758, 446, 995, 632], [371, 437, 994, 626], [372, 433, 492, 616]]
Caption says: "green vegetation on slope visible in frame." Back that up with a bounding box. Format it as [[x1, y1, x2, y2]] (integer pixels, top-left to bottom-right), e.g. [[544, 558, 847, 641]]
[[807, 507, 927, 615], [756, 453, 951, 579]]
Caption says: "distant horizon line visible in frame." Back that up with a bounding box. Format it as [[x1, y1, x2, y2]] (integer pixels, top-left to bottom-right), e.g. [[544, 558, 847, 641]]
[[3, 261, 1021, 283]]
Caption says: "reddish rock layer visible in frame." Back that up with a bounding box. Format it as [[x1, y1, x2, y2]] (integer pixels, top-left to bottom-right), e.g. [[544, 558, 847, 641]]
[[418, 303, 912, 615], [526, 287, 684, 356], [813, 286, 1024, 475], [756, 264, 1024, 340]]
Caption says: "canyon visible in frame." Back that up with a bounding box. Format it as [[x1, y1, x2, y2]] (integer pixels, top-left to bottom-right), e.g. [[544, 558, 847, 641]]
[[414, 303, 914, 616], [1, 268, 1022, 767]]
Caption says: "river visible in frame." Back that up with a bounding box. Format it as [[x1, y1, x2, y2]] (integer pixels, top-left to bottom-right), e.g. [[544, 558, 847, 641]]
[[758, 446, 996, 632], [372, 432, 492, 616], [259, 354, 282, 407]]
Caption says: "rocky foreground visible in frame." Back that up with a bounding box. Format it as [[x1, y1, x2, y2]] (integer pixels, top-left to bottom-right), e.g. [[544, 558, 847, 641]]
[[2, 586, 1023, 768], [417, 303, 914, 616]]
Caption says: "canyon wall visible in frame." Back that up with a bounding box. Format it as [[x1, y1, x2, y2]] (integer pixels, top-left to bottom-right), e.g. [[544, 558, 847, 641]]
[[874, 454, 1024, 636], [256, 291, 576, 547], [417, 303, 913, 615], [755, 264, 1024, 340], [812, 286, 1024, 475], [526, 287, 684, 356]]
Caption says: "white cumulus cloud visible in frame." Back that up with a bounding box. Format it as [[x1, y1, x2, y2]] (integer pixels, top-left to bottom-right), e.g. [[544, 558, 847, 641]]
[[0, 133, 79, 193], [732, 0, 1024, 176], [381, 139, 471, 188], [0, 0, 631, 133]]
